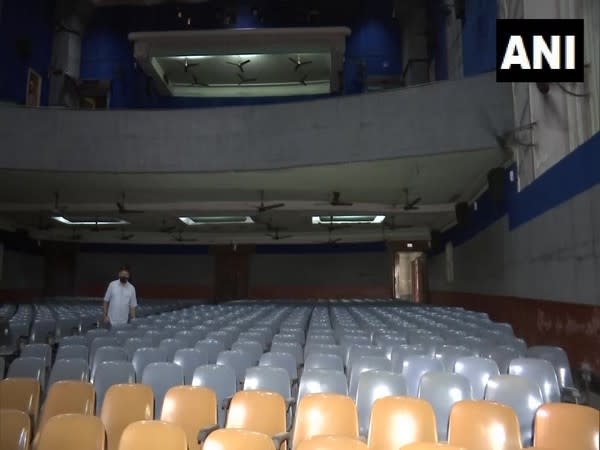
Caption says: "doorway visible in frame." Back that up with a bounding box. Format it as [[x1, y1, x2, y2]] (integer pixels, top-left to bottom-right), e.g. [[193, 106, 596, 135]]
[[213, 245, 252, 302], [393, 251, 426, 302]]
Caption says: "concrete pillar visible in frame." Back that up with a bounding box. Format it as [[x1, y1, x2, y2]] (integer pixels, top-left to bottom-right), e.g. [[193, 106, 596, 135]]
[[398, 1, 430, 85], [48, 0, 92, 107]]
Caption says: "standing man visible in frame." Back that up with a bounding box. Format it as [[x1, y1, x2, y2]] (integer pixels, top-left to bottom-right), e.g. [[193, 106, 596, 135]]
[[103, 266, 137, 327]]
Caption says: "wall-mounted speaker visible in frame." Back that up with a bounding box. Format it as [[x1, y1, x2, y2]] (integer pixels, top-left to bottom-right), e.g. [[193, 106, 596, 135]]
[[455, 201, 470, 227], [487, 167, 506, 204]]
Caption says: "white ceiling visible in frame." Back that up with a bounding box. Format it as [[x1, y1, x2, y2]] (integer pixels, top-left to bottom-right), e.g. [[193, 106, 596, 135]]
[[0, 149, 504, 244]]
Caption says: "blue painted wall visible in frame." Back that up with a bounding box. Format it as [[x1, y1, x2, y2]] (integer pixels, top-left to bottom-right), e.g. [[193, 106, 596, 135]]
[[462, 0, 496, 76], [0, 0, 54, 105], [437, 131, 600, 251], [78, 0, 402, 106]]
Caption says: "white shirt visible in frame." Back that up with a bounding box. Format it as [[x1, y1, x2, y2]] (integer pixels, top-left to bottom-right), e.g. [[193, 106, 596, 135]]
[[104, 280, 137, 325]]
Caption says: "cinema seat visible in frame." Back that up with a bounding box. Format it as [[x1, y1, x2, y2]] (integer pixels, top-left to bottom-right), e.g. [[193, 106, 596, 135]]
[[292, 394, 359, 449], [447, 400, 522, 450], [0, 409, 31, 450], [160, 386, 218, 450], [204, 429, 275, 450], [36, 414, 105, 450], [367, 397, 437, 450], [100, 384, 154, 450], [533, 403, 600, 450], [118, 420, 187, 450], [0, 378, 41, 427], [296, 436, 368, 450]]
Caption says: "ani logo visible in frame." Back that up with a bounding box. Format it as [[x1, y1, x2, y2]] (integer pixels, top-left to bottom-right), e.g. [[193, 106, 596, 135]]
[[496, 19, 584, 82]]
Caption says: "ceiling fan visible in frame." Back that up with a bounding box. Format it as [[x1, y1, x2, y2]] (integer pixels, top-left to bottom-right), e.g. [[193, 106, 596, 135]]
[[159, 219, 177, 233], [237, 73, 257, 84], [227, 59, 251, 72], [117, 229, 135, 241], [190, 73, 210, 87], [176, 58, 198, 73], [402, 189, 421, 211], [289, 56, 313, 72], [266, 229, 292, 241], [253, 190, 285, 213], [172, 230, 198, 242], [383, 216, 412, 230], [51, 192, 68, 215], [330, 191, 353, 206], [117, 193, 144, 214]]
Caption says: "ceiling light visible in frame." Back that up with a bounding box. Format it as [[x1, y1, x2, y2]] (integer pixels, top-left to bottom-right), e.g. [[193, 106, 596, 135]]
[[52, 216, 129, 226], [406, 242, 413, 248], [179, 216, 255, 225], [311, 215, 386, 225]]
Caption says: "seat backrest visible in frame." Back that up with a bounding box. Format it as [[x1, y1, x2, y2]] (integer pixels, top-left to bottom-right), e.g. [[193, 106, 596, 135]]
[[203, 429, 276, 450], [349, 356, 392, 399], [390, 345, 426, 372], [216, 350, 254, 386], [484, 374, 543, 446], [123, 337, 152, 359], [244, 366, 291, 399], [417, 372, 472, 441], [367, 396, 437, 450], [173, 348, 208, 384], [37, 413, 105, 450], [159, 338, 186, 361], [0, 409, 31, 450], [304, 353, 345, 372], [434, 346, 475, 372], [161, 386, 217, 450], [355, 370, 407, 437], [191, 364, 237, 427], [90, 337, 121, 364], [259, 352, 298, 381], [56, 344, 88, 361], [38, 381, 96, 433], [270, 342, 303, 365], [533, 403, 600, 450], [526, 345, 574, 388], [508, 357, 561, 403], [296, 436, 369, 450], [118, 420, 187, 450], [195, 339, 226, 364], [132, 347, 167, 379], [0, 378, 41, 426], [487, 346, 521, 373], [292, 393, 358, 448], [21, 343, 52, 368], [454, 356, 499, 400], [174, 330, 205, 347], [297, 369, 348, 401], [92, 361, 136, 414], [400, 443, 466, 450], [141, 362, 184, 419], [402, 355, 444, 397], [60, 335, 87, 347], [100, 384, 154, 450], [47, 358, 89, 387], [8, 357, 46, 389], [231, 340, 264, 364], [227, 390, 287, 442], [92, 346, 128, 378], [447, 400, 522, 450]]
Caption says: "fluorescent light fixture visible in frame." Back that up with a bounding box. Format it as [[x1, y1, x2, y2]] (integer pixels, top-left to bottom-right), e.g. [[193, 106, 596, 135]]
[[406, 242, 413, 248], [179, 216, 255, 225], [52, 216, 129, 226], [311, 215, 386, 225]]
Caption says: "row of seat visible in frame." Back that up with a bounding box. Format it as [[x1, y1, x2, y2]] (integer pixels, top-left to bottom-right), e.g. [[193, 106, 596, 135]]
[[1, 379, 598, 450]]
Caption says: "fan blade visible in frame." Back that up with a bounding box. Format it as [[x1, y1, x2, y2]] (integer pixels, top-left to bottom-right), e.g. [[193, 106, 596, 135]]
[[404, 197, 421, 210], [240, 60, 251, 66], [288, 57, 297, 64], [258, 203, 285, 212], [300, 61, 313, 66], [226, 61, 239, 67]]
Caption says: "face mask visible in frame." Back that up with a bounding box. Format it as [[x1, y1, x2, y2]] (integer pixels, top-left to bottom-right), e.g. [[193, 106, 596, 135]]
[[119, 277, 128, 284]]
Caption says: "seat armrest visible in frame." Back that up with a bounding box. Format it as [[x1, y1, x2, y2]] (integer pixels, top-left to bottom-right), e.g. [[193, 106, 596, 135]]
[[285, 397, 296, 410], [197, 424, 220, 443], [272, 431, 290, 450]]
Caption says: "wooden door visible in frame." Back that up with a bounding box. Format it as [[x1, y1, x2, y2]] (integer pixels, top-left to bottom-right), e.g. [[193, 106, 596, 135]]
[[213, 245, 253, 302]]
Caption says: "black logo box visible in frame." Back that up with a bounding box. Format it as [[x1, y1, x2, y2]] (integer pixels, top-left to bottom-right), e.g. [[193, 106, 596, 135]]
[[496, 19, 584, 82]]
